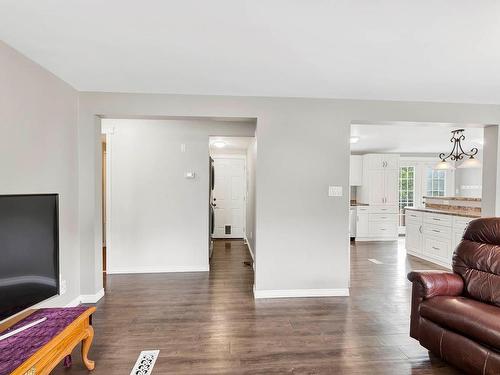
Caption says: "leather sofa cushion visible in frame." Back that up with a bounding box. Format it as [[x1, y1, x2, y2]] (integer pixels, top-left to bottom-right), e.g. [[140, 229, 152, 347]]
[[420, 296, 500, 350], [453, 218, 500, 307]]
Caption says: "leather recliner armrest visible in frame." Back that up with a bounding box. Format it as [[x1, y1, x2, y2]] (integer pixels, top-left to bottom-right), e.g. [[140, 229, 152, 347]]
[[407, 270, 464, 299], [407, 271, 464, 340]]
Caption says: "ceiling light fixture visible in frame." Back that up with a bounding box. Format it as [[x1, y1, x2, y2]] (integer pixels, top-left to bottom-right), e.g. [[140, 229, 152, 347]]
[[212, 141, 226, 148], [350, 136, 360, 144], [435, 129, 480, 170]]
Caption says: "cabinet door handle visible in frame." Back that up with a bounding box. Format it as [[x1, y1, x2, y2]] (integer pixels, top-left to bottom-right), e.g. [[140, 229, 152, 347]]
[[419, 225, 422, 233], [432, 246, 440, 250], [432, 218, 441, 221]]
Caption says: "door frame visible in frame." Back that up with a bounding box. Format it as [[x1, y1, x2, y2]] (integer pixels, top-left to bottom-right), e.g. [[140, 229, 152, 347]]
[[211, 154, 247, 239]]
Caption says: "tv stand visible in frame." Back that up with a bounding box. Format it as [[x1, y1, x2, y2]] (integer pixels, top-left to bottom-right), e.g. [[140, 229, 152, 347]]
[[0, 307, 96, 374]]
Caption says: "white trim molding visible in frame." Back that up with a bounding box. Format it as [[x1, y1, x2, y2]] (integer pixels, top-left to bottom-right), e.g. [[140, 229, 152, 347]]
[[244, 237, 255, 261], [80, 288, 105, 304], [253, 286, 349, 299], [65, 296, 82, 307], [107, 265, 209, 275], [244, 237, 255, 271]]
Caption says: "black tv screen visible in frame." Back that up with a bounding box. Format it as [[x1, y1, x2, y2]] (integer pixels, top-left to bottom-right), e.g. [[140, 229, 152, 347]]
[[0, 194, 59, 322]]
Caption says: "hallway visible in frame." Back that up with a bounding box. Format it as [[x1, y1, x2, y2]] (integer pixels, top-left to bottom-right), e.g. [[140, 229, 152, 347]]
[[54, 239, 459, 374]]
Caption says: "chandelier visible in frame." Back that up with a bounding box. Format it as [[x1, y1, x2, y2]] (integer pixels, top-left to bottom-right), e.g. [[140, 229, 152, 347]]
[[435, 129, 481, 170]]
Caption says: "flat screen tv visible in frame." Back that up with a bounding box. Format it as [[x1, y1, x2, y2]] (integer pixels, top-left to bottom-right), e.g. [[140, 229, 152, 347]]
[[0, 194, 59, 322]]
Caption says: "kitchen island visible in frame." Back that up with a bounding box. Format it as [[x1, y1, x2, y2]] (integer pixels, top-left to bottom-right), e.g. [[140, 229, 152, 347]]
[[405, 197, 480, 268]]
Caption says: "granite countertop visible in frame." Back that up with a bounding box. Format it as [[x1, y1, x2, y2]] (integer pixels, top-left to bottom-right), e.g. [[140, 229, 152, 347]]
[[350, 201, 369, 207], [423, 196, 481, 202], [405, 206, 480, 218]]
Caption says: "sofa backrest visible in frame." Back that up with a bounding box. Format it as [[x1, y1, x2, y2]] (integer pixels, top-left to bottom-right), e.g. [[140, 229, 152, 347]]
[[453, 217, 500, 307]]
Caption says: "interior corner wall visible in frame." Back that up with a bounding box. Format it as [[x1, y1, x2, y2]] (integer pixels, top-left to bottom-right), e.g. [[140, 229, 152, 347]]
[[102, 118, 255, 274], [246, 138, 257, 259], [0, 40, 80, 307]]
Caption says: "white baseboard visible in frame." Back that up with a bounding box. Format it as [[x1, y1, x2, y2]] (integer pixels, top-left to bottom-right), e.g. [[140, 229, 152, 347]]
[[80, 288, 105, 304], [244, 237, 255, 271], [64, 288, 105, 307], [253, 286, 349, 299], [65, 296, 82, 307], [107, 265, 209, 274], [406, 251, 451, 269]]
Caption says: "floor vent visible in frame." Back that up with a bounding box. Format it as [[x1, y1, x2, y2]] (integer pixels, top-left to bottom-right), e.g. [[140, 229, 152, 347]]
[[368, 258, 383, 264], [130, 350, 159, 375]]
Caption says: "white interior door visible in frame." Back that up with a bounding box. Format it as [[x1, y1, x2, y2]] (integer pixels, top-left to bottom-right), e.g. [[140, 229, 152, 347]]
[[213, 158, 246, 239]]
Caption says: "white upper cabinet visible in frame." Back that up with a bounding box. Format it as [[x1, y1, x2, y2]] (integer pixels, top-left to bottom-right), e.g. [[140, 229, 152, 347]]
[[384, 168, 400, 205], [366, 154, 399, 170], [350, 155, 363, 186], [358, 154, 400, 205]]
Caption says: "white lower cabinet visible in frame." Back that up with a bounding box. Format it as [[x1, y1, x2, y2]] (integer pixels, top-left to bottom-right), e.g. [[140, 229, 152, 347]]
[[356, 212, 369, 237], [422, 235, 451, 262], [405, 221, 422, 254], [405, 209, 475, 268], [355, 205, 398, 241]]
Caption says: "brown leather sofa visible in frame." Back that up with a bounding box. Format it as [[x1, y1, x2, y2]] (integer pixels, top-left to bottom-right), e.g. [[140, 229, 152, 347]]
[[407, 217, 500, 374]]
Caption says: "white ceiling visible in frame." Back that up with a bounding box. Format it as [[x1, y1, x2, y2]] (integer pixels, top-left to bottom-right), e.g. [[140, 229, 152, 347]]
[[351, 124, 484, 154], [1, 1, 500, 103]]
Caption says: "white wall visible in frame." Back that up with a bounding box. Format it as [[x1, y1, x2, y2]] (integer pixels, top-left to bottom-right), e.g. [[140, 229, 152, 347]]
[[103, 118, 255, 274], [246, 139, 257, 259], [78, 93, 500, 298], [454, 151, 483, 197], [0, 41, 80, 307]]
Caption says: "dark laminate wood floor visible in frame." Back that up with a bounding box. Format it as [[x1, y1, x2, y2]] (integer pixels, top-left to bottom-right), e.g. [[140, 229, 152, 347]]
[[53, 239, 461, 374]]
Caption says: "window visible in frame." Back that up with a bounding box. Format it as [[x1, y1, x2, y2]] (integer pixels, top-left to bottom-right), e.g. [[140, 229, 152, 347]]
[[399, 166, 415, 227], [426, 169, 446, 197]]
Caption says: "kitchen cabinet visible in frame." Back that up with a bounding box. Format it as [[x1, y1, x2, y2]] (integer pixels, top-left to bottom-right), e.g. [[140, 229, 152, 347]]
[[350, 155, 363, 186], [354, 205, 398, 241], [405, 208, 476, 268], [356, 207, 369, 237], [366, 154, 399, 170], [358, 154, 400, 206]]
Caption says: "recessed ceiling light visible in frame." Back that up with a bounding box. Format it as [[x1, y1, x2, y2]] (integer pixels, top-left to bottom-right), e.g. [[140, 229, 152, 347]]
[[350, 136, 360, 144], [212, 141, 226, 148]]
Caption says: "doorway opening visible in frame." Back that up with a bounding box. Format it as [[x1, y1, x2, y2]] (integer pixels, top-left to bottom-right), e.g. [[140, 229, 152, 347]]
[[349, 121, 485, 269], [99, 117, 256, 278], [209, 136, 256, 267]]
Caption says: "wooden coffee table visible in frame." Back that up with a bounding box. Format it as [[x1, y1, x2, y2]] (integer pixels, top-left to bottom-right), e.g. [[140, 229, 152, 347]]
[[0, 307, 96, 375]]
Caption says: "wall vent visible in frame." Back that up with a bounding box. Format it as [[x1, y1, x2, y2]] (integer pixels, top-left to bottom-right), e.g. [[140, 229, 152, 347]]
[[130, 350, 160, 375]]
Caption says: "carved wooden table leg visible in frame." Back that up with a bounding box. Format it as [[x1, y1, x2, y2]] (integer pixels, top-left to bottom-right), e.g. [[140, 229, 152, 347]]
[[81, 325, 95, 370]]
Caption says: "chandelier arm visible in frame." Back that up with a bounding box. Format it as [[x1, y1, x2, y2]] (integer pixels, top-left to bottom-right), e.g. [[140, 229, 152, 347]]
[[439, 137, 459, 161], [456, 138, 479, 158], [449, 139, 460, 161]]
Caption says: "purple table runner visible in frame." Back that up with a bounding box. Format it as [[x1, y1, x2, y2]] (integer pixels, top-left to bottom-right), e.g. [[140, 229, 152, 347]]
[[0, 307, 88, 374]]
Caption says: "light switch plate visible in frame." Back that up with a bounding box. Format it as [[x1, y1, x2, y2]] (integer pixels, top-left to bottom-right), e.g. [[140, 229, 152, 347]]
[[328, 185, 343, 197]]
